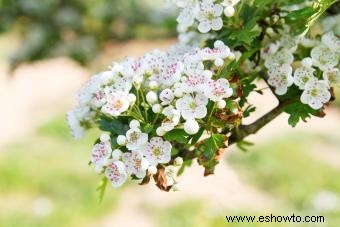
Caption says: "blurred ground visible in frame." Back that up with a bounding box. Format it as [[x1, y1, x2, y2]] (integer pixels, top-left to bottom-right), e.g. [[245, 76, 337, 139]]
[[0, 39, 340, 227]]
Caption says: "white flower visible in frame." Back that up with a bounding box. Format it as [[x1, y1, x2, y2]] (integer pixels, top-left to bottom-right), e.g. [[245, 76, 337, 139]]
[[105, 160, 127, 188], [101, 91, 130, 117], [321, 31, 340, 52], [264, 49, 294, 69], [267, 64, 294, 95], [176, 94, 208, 120], [201, 40, 233, 65], [323, 68, 340, 86], [161, 105, 181, 131], [126, 128, 148, 151], [91, 141, 112, 173], [261, 43, 279, 60], [311, 44, 338, 71], [144, 137, 172, 165], [117, 135, 127, 146], [177, 4, 199, 32], [91, 89, 106, 108], [181, 70, 212, 94], [152, 104, 162, 113], [67, 106, 94, 139], [129, 120, 140, 129], [206, 78, 233, 101], [196, 0, 223, 33], [174, 157, 184, 166], [146, 91, 158, 105], [184, 119, 199, 135], [160, 89, 175, 105], [122, 150, 149, 179], [293, 66, 317, 90], [301, 80, 331, 110]]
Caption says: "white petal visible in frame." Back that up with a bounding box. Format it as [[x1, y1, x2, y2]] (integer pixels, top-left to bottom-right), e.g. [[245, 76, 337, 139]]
[[211, 18, 223, 31], [198, 21, 211, 33]]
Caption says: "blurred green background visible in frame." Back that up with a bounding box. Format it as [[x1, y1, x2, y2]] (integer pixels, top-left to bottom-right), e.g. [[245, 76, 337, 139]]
[[0, 1, 340, 227]]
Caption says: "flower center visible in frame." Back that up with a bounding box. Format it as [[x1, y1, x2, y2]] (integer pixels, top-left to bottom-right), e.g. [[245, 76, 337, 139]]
[[311, 88, 318, 97], [207, 12, 215, 21], [153, 148, 162, 157], [130, 132, 139, 143], [113, 100, 123, 110], [302, 76, 309, 83], [189, 101, 197, 109]]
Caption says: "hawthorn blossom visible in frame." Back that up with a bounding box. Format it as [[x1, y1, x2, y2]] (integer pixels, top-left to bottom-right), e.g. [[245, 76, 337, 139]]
[[91, 141, 112, 173], [323, 68, 340, 86], [160, 89, 175, 105], [176, 93, 208, 120], [144, 137, 172, 165], [125, 128, 148, 151], [105, 160, 127, 188], [201, 40, 234, 66], [122, 151, 149, 179], [180, 70, 212, 94], [301, 80, 331, 109], [67, 106, 94, 139], [160, 105, 181, 132], [321, 32, 340, 52], [293, 66, 317, 90], [267, 64, 294, 95], [264, 49, 294, 69], [176, 3, 199, 32], [101, 91, 130, 117], [206, 78, 233, 101], [311, 45, 338, 71], [196, 0, 223, 33]]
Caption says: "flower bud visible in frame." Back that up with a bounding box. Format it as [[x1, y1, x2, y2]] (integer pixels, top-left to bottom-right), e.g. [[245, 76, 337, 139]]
[[174, 157, 183, 166], [100, 133, 110, 142], [112, 149, 122, 160], [128, 93, 136, 105], [117, 135, 127, 146], [214, 58, 224, 67], [146, 91, 158, 104], [224, 6, 235, 17], [174, 88, 183, 97], [217, 100, 226, 109], [152, 104, 162, 113], [149, 80, 159, 90], [266, 27, 274, 36], [129, 119, 140, 129], [184, 119, 199, 135], [148, 166, 157, 175], [156, 127, 166, 136]]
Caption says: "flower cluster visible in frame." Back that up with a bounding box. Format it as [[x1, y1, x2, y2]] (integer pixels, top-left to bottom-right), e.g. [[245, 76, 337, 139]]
[[263, 30, 339, 109], [68, 0, 339, 192], [175, 0, 240, 35], [67, 37, 235, 189]]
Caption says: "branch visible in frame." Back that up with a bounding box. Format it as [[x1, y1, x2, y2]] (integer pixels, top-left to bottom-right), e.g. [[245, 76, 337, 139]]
[[228, 100, 291, 145], [178, 100, 291, 161]]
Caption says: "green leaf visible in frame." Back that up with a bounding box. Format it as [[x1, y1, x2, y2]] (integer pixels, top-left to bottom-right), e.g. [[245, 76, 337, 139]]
[[97, 176, 108, 203], [177, 160, 193, 176], [190, 127, 205, 145], [164, 129, 189, 144], [99, 116, 128, 135], [198, 134, 226, 171], [142, 123, 154, 134], [284, 102, 319, 127]]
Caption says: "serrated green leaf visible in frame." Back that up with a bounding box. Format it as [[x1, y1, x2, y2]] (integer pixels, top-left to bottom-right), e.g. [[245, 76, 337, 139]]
[[284, 102, 319, 127], [99, 116, 128, 135], [164, 129, 189, 144]]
